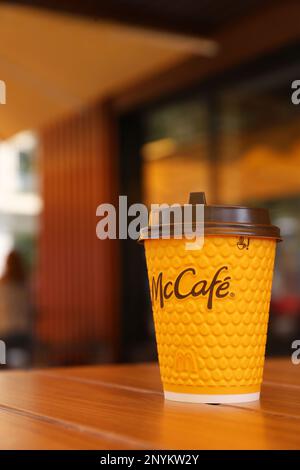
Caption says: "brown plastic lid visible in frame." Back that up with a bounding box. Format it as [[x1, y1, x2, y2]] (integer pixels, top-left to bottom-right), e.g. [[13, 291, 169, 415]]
[[139, 192, 281, 241]]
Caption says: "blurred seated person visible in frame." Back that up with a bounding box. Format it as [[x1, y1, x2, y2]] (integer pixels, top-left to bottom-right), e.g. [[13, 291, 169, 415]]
[[0, 249, 32, 368]]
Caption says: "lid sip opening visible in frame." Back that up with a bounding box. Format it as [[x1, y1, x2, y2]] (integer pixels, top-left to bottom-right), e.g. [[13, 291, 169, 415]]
[[139, 192, 281, 241]]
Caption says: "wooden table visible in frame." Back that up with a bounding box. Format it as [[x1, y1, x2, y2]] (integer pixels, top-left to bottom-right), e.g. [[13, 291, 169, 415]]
[[0, 359, 299, 449]]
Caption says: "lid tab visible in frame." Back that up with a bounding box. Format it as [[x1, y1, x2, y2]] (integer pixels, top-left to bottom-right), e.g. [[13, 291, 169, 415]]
[[189, 192, 207, 205]]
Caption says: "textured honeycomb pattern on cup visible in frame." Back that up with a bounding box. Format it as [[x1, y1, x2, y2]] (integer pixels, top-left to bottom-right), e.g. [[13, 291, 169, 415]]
[[144, 236, 276, 392]]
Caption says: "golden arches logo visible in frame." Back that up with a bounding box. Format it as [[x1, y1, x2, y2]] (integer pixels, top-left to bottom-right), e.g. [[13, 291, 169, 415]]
[[174, 350, 197, 373]]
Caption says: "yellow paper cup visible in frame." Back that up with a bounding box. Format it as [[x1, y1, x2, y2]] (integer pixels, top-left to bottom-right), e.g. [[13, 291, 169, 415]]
[[141, 192, 281, 403]]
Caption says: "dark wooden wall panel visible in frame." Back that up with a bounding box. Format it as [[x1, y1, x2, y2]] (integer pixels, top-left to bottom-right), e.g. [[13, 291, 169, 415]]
[[36, 102, 119, 363]]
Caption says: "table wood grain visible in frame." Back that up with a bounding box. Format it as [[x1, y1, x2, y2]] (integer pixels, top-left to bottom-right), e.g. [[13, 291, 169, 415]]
[[0, 359, 299, 449]]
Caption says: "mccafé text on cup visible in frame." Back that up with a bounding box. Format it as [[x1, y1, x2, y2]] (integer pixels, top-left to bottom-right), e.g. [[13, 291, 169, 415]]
[[140, 192, 281, 403]]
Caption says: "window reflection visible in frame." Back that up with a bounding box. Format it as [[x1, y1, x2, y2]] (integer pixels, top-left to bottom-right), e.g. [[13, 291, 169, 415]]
[[0, 131, 40, 367]]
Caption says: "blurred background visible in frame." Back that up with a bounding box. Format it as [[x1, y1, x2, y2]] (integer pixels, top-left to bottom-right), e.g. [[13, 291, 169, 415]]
[[0, 0, 299, 367]]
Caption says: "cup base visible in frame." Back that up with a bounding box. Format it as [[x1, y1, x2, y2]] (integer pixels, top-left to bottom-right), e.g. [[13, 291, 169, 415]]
[[164, 391, 260, 404]]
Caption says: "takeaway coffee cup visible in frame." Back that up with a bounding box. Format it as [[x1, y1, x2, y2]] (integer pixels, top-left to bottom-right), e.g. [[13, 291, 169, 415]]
[[140, 192, 281, 403]]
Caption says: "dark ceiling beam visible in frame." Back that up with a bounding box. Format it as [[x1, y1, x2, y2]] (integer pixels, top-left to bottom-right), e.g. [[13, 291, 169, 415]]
[[2, 0, 275, 38], [112, 0, 300, 112], [0, 0, 215, 36]]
